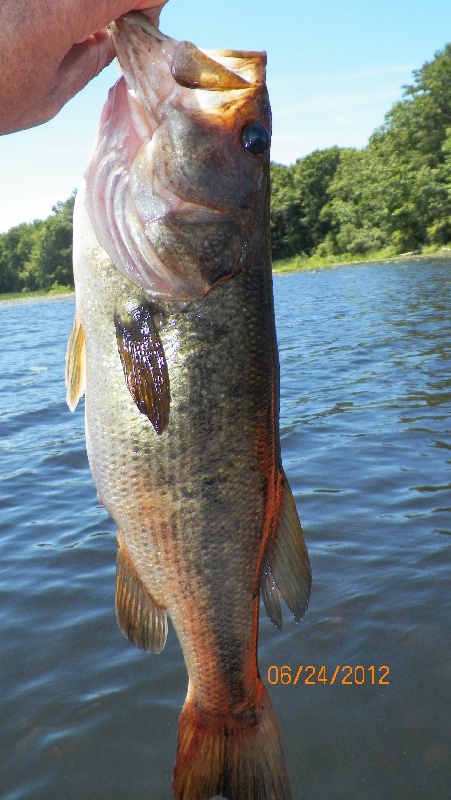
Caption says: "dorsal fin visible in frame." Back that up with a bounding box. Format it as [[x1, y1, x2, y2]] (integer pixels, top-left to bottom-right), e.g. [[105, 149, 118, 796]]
[[114, 303, 170, 434], [65, 314, 86, 411], [116, 544, 168, 653], [261, 473, 311, 629]]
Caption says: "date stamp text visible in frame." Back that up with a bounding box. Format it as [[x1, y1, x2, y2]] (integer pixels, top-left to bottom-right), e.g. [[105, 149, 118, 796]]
[[267, 665, 390, 685]]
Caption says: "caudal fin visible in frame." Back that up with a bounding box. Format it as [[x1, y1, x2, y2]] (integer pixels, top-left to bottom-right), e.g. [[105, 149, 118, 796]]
[[173, 682, 292, 800]]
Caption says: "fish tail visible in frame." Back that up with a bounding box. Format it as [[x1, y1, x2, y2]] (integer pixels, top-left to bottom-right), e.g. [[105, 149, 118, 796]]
[[173, 680, 292, 800]]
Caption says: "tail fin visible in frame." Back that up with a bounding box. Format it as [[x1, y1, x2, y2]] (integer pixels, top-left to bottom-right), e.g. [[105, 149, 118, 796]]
[[173, 682, 292, 800]]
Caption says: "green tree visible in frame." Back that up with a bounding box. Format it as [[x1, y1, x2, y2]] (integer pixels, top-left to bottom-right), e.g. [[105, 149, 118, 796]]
[[366, 43, 451, 250], [0, 221, 43, 292], [318, 43, 451, 256], [270, 147, 340, 259], [318, 148, 388, 255], [291, 146, 341, 252], [373, 42, 451, 168], [270, 162, 306, 259], [22, 194, 75, 289]]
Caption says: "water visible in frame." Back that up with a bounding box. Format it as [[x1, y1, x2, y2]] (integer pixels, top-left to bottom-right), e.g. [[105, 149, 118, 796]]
[[0, 258, 450, 800]]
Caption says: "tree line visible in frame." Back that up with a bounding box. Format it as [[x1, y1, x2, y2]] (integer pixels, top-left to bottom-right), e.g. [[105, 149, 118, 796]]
[[271, 42, 451, 259], [1, 42, 451, 294]]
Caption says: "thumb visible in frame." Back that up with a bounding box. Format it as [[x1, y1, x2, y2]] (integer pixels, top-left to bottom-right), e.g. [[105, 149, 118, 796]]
[[50, 31, 116, 116]]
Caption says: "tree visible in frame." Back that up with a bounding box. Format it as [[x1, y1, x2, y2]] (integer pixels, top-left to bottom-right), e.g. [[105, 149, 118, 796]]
[[22, 194, 75, 289], [270, 148, 340, 259], [0, 193, 75, 293], [270, 162, 307, 259], [365, 43, 451, 250], [0, 221, 43, 292], [291, 147, 341, 251]]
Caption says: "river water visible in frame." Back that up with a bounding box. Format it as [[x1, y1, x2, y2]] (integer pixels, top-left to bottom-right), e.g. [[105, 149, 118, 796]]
[[0, 257, 450, 799]]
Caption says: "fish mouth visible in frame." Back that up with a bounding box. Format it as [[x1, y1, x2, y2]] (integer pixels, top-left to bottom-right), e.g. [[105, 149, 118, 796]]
[[114, 11, 266, 96], [85, 12, 270, 300]]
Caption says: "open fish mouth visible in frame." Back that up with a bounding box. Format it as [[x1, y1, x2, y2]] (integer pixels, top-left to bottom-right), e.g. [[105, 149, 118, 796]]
[[116, 12, 266, 95], [84, 12, 271, 300]]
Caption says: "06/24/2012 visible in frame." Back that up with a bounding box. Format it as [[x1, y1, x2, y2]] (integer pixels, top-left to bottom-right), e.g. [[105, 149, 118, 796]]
[[267, 665, 390, 686]]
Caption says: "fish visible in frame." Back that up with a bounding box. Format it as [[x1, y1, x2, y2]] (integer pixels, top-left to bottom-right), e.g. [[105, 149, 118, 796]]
[[65, 10, 311, 800]]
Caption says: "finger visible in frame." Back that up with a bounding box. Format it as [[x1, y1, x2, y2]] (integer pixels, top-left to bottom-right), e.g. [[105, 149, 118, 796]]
[[47, 32, 116, 120], [67, 1, 168, 44]]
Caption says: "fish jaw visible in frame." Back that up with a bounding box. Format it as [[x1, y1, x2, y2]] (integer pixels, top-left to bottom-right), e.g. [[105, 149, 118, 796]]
[[84, 13, 271, 301]]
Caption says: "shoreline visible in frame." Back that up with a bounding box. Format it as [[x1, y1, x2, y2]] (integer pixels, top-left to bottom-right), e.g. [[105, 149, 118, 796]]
[[0, 291, 74, 307], [1, 248, 450, 304], [272, 245, 451, 273]]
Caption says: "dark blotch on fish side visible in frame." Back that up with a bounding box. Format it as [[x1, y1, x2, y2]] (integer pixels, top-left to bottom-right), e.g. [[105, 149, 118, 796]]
[[114, 303, 170, 434]]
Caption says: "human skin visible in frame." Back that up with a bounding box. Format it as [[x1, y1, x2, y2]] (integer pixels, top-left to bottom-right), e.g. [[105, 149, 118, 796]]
[[0, 1, 167, 134]]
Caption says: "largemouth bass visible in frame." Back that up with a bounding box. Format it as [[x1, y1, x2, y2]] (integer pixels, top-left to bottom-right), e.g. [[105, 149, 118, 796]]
[[66, 11, 311, 800]]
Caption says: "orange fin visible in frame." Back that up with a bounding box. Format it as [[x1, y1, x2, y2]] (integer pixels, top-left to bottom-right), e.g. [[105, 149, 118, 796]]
[[261, 473, 311, 629], [65, 314, 86, 411], [116, 545, 167, 653], [173, 682, 292, 800], [114, 303, 170, 434]]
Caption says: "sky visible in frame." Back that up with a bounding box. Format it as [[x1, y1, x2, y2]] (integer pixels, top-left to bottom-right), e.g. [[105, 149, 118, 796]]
[[1, 0, 451, 233]]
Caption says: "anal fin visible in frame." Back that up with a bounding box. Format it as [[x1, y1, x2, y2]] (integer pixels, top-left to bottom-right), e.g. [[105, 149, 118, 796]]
[[261, 473, 311, 629], [114, 303, 170, 434], [116, 544, 168, 653], [65, 314, 86, 411]]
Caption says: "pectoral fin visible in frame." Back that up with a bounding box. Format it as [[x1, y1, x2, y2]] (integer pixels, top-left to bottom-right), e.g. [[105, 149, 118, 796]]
[[116, 545, 168, 653], [114, 303, 170, 434], [261, 474, 311, 629], [65, 314, 86, 411]]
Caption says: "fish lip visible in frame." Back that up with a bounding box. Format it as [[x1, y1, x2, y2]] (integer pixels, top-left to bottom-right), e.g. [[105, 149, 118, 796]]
[[118, 11, 169, 42]]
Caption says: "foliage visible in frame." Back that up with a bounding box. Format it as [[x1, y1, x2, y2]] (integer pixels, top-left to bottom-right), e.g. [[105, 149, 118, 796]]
[[0, 193, 75, 293], [270, 162, 306, 259], [270, 147, 341, 258], [271, 42, 451, 260]]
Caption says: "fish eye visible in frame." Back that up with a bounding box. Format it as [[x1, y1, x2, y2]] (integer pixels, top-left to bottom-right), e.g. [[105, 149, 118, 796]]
[[241, 121, 270, 155]]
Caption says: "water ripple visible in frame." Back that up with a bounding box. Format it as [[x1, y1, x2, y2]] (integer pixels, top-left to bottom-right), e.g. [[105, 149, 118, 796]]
[[0, 264, 450, 799]]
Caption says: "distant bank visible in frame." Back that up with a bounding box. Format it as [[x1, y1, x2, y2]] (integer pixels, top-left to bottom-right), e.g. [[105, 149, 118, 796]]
[[273, 245, 451, 273], [0, 287, 74, 305], [2, 245, 450, 305]]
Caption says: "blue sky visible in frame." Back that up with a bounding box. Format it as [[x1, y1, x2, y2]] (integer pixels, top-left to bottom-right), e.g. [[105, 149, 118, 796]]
[[1, 0, 451, 232]]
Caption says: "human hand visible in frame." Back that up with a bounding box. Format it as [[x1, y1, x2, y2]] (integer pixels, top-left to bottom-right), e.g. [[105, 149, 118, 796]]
[[0, 2, 167, 135]]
